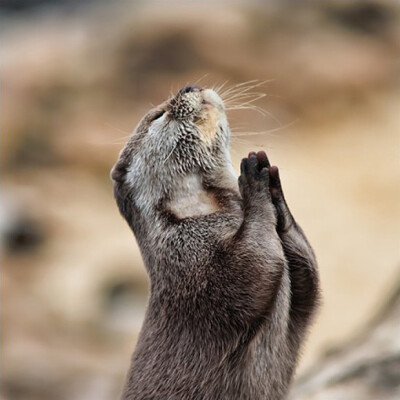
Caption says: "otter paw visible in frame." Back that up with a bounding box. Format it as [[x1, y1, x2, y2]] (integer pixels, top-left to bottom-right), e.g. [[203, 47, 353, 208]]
[[238, 151, 271, 201], [269, 165, 283, 202], [269, 166, 294, 232]]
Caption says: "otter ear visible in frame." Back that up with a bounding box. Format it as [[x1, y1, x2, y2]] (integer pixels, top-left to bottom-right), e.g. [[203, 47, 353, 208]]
[[110, 161, 127, 183]]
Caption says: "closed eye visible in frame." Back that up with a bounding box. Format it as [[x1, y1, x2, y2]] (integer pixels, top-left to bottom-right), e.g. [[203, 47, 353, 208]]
[[151, 109, 165, 122]]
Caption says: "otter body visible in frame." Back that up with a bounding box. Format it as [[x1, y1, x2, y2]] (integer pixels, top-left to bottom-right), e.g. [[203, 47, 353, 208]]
[[112, 86, 319, 400]]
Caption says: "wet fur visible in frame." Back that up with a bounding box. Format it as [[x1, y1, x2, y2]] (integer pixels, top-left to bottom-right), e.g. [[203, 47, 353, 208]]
[[111, 86, 320, 400]]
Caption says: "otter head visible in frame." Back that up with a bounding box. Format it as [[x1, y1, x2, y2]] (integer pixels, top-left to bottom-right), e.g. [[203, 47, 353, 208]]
[[111, 85, 236, 221]]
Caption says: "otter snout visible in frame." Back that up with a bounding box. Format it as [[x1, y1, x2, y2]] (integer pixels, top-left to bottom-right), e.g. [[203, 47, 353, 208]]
[[170, 86, 224, 121], [202, 88, 225, 112], [179, 85, 202, 95], [167, 86, 226, 146]]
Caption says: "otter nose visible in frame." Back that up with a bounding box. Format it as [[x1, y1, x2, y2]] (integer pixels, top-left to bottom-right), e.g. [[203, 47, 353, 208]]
[[180, 85, 202, 95]]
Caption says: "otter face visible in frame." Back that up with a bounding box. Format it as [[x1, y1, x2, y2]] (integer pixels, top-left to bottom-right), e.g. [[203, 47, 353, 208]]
[[169, 86, 226, 139], [111, 85, 235, 216]]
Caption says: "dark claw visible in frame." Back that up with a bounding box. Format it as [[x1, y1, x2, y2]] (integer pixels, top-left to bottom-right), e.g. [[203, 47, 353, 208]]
[[256, 151, 270, 169], [248, 155, 259, 178], [269, 165, 279, 178], [269, 166, 282, 199], [240, 158, 248, 176], [269, 166, 281, 187]]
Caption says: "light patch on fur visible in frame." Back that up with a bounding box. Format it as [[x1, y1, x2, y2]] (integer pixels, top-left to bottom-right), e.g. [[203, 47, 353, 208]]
[[167, 174, 220, 219], [197, 108, 221, 146]]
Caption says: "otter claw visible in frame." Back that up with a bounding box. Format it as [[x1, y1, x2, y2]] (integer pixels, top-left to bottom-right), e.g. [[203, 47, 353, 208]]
[[256, 151, 270, 170]]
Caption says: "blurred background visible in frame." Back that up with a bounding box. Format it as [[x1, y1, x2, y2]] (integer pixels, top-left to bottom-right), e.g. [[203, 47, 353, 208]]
[[1, 1, 399, 399]]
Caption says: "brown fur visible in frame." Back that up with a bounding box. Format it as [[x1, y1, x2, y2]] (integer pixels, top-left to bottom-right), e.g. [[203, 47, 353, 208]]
[[111, 85, 320, 400]]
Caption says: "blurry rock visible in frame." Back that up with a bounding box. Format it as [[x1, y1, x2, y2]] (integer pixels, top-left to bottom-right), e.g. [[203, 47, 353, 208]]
[[0, 0, 97, 13], [3, 215, 44, 255], [0, 196, 44, 255], [101, 275, 148, 334], [327, 2, 395, 35], [290, 282, 400, 400], [6, 127, 59, 171]]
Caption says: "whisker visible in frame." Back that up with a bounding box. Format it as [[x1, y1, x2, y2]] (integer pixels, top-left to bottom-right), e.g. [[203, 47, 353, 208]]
[[227, 101, 282, 126], [229, 137, 250, 147], [86, 140, 127, 146], [169, 83, 177, 98], [226, 104, 268, 117], [225, 94, 267, 107], [223, 90, 268, 102], [231, 120, 298, 138], [193, 73, 209, 86], [220, 79, 272, 100], [230, 128, 280, 138], [105, 123, 132, 135], [223, 91, 267, 102], [163, 143, 177, 164], [219, 79, 260, 97], [230, 138, 270, 148], [213, 80, 229, 94]]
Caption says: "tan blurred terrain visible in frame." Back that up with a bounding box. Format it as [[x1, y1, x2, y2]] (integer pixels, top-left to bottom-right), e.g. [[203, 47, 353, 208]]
[[1, 1, 400, 399]]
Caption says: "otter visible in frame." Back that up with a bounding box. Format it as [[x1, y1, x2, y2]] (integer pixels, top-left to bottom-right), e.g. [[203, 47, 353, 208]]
[[111, 85, 320, 400]]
